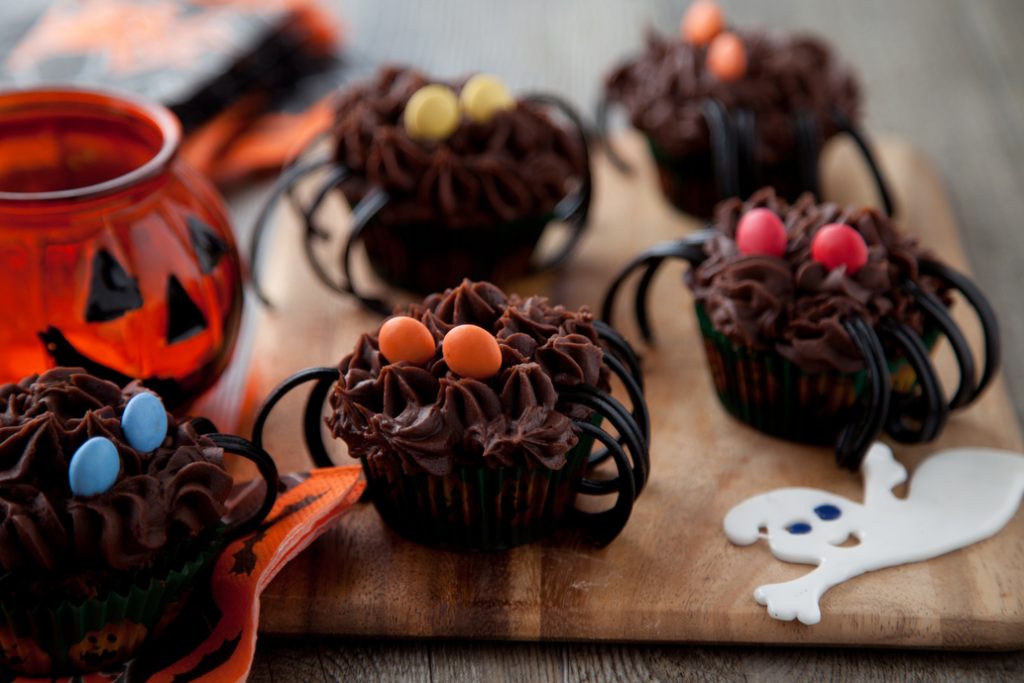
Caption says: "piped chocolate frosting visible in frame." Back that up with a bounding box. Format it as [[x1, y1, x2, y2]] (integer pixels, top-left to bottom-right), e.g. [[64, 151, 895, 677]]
[[328, 280, 609, 477], [0, 368, 231, 573], [688, 189, 948, 373], [331, 66, 586, 228], [605, 30, 859, 164]]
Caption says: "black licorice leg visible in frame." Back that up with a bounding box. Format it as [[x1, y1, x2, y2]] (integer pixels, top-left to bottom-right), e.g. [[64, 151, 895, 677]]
[[585, 350, 650, 468], [594, 320, 644, 392], [300, 166, 355, 297], [342, 188, 392, 315], [208, 434, 279, 539], [702, 98, 739, 200], [251, 367, 341, 456], [563, 386, 648, 493], [920, 259, 1001, 403], [283, 131, 334, 215], [836, 319, 892, 470], [525, 93, 592, 270], [794, 110, 821, 199], [906, 280, 976, 409], [303, 372, 342, 469], [249, 157, 335, 307], [832, 108, 895, 217], [600, 231, 713, 340], [595, 94, 632, 174], [734, 108, 758, 197], [603, 350, 650, 447], [572, 419, 637, 546], [877, 318, 948, 444]]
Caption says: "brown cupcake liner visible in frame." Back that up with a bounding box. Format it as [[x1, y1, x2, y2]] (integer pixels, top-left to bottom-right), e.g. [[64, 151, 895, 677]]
[[363, 430, 595, 551], [360, 213, 553, 294], [697, 304, 936, 444]]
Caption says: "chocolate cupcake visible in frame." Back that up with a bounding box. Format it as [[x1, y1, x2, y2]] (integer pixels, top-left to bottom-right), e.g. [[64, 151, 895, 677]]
[[603, 189, 998, 468], [253, 280, 649, 550], [601, 1, 891, 218], [251, 66, 591, 313], [0, 368, 276, 675]]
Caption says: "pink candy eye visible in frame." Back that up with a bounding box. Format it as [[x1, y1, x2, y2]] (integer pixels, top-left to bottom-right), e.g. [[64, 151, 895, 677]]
[[811, 224, 869, 275], [736, 208, 787, 257]]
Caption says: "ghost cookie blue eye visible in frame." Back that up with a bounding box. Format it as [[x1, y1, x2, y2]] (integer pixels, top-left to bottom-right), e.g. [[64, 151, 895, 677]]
[[814, 503, 842, 521], [121, 392, 168, 453], [68, 436, 120, 497], [786, 522, 812, 534]]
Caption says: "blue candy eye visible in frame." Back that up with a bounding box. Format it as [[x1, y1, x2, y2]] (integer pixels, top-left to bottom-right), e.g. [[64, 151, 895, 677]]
[[69, 436, 120, 497], [786, 522, 812, 534], [814, 504, 842, 521], [121, 392, 168, 453]]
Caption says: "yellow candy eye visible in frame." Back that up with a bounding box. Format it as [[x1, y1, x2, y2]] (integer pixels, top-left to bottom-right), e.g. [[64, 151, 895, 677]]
[[459, 74, 515, 124], [403, 84, 460, 141]]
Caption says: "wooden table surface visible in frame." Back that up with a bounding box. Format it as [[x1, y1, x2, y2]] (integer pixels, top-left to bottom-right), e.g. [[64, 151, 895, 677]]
[[229, 0, 1021, 679]]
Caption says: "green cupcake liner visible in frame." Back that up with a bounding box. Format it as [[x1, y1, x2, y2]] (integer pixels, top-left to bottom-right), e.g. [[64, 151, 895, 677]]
[[696, 304, 938, 444], [0, 530, 223, 676], [361, 212, 555, 294], [364, 427, 597, 551]]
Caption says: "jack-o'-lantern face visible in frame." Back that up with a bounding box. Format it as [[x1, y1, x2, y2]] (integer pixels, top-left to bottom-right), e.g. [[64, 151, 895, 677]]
[[0, 625, 52, 675], [67, 620, 148, 672]]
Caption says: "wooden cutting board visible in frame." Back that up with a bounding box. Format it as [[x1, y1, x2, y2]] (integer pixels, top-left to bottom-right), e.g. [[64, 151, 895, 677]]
[[204, 133, 1024, 650]]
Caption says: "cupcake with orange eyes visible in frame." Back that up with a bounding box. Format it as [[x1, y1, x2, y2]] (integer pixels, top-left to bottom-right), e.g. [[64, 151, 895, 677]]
[[254, 280, 649, 550], [251, 66, 591, 313], [601, 0, 891, 219]]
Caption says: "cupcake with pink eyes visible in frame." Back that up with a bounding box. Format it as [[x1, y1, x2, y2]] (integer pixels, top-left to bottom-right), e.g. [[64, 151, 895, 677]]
[[604, 189, 999, 469], [601, 0, 891, 219], [253, 280, 650, 550]]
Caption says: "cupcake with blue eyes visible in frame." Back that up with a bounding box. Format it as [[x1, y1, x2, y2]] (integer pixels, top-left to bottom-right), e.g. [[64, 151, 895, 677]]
[[0, 367, 253, 675]]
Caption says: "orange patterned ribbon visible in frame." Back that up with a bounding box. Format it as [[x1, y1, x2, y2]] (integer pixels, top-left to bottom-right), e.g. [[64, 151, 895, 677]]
[[11, 465, 365, 683]]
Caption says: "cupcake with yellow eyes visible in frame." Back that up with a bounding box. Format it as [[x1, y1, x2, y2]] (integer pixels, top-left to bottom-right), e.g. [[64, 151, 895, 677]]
[[254, 280, 649, 550], [251, 66, 591, 313]]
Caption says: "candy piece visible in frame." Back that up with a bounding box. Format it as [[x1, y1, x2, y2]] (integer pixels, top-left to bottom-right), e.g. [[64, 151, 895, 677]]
[[811, 223, 869, 275], [681, 0, 724, 45], [460, 74, 515, 124], [121, 392, 168, 453], [442, 324, 503, 380], [736, 208, 787, 257], [379, 316, 437, 365], [69, 436, 120, 497], [403, 84, 460, 141], [707, 32, 747, 81]]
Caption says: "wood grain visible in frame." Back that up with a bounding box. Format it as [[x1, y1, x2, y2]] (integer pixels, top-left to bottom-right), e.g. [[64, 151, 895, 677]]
[[240, 130, 1024, 652]]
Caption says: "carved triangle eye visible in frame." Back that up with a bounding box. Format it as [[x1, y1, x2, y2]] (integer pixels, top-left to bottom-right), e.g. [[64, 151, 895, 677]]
[[85, 249, 143, 322], [166, 275, 207, 344], [188, 216, 228, 274]]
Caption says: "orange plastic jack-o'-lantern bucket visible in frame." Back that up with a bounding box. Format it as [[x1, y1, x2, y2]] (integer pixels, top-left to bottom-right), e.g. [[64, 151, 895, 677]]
[[0, 88, 242, 410]]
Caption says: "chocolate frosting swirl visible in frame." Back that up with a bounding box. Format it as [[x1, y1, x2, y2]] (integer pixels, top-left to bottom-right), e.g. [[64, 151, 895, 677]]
[[328, 280, 609, 476], [331, 66, 586, 228], [0, 368, 231, 573], [688, 189, 948, 373], [605, 30, 859, 164]]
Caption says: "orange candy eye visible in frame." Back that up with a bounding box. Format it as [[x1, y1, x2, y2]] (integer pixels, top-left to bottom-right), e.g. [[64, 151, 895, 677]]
[[442, 324, 502, 380], [378, 316, 437, 365], [682, 0, 725, 46], [707, 31, 747, 81]]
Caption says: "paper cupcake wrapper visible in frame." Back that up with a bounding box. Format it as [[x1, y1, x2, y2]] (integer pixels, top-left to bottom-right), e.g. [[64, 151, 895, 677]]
[[646, 137, 806, 218], [363, 428, 595, 551], [0, 533, 222, 676], [696, 305, 937, 444], [360, 212, 553, 294]]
